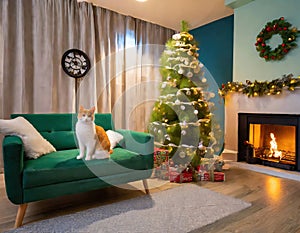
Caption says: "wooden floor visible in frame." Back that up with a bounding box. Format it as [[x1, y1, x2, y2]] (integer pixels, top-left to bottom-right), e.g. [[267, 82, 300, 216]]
[[1, 166, 300, 233]]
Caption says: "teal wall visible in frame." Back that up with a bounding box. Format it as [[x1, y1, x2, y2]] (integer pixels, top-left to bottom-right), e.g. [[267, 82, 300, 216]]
[[232, 0, 300, 82], [191, 15, 234, 87], [190, 16, 234, 154]]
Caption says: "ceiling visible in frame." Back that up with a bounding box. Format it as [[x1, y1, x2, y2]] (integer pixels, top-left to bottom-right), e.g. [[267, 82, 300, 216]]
[[77, 0, 234, 31]]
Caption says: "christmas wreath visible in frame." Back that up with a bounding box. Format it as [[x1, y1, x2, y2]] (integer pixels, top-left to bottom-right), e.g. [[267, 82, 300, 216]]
[[255, 17, 299, 61]]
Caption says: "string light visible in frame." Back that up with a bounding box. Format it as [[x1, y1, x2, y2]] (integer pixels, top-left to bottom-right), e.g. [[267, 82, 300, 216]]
[[149, 118, 210, 128], [219, 74, 299, 97]]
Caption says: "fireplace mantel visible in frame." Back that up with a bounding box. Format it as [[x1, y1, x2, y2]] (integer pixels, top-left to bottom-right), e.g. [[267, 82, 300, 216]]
[[224, 90, 300, 160]]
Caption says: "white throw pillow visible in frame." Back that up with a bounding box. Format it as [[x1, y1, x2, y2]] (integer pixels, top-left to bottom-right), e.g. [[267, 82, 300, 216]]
[[0, 117, 56, 159], [106, 130, 124, 149]]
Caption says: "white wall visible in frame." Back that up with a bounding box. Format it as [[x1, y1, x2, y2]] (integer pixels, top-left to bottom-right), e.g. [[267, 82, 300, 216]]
[[233, 0, 300, 83]]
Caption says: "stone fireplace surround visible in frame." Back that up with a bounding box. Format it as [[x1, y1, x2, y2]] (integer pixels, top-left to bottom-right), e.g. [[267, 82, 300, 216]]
[[224, 90, 300, 163]]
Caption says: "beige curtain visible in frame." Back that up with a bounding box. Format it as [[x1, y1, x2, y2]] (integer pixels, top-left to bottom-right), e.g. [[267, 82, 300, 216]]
[[0, 0, 174, 171]]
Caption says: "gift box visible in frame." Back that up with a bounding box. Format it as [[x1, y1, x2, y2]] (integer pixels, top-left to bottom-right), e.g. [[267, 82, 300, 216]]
[[199, 157, 225, 173], [200, 171, 225, 182], [169, 167, 193, 183], [154, 165, 170, 180], [154, 148, 169, 167], [154, 148, 169, 179]]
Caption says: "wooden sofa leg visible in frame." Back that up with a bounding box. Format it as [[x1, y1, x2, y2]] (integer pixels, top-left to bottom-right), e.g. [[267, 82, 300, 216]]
[[142, 179, 150, 194], [14, 203, 28, 228]]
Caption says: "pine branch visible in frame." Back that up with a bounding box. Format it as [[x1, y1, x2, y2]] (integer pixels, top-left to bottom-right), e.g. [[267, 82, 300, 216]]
[[181, 20, 189, 32]]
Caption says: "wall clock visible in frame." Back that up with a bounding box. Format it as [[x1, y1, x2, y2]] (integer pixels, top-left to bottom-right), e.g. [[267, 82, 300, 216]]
[[61, 49, 91, 78]]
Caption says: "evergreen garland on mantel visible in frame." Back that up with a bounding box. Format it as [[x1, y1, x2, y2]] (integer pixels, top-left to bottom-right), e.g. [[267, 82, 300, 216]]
[[219, 74, 300, 97]]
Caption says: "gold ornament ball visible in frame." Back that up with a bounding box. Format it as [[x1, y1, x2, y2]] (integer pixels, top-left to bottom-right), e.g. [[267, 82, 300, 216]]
[[292, 27, 298, 33]]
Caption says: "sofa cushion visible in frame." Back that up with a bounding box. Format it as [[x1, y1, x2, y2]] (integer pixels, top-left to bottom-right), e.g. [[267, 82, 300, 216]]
[[106, 130, 124, 149], [23, 148, 152, 189], [11, 113, 115, 150], [0, 117, 56, 159]]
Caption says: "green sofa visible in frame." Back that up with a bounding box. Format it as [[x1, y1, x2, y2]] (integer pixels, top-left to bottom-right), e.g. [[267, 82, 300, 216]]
[[2, 113, 154, 228]]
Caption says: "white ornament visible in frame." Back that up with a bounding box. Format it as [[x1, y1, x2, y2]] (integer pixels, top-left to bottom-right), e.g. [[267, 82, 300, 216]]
[[175, 99, 181, 105], [172, 33, 181, 40], [181, 130, 186, 135], [161, 83, 167, 88], [194, 110, 198, 115], [199, 63, 204, 68], [178, 68, 184, 74], [202, 77, 207, 83], [158, 130, 162, 134], [198, 144, 206, 150], [210, 92, 215, 98], [179, 151, 186, 158], [186, 90, 191, 96], [194, 66, 200, 73], [175, 41, 181, 46], [181, 105, 185, 110], [187, 50, 193, 56], [187, 72, 193, 78], [165, 50, 173, 55]]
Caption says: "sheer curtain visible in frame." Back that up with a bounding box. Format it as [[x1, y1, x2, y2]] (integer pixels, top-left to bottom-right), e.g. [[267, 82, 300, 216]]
[[0, 0, 174, 170]]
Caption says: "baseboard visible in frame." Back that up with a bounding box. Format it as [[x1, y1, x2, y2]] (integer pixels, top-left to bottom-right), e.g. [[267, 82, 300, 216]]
[[220, 149, 238, 162], [228, 161, 300, 182]]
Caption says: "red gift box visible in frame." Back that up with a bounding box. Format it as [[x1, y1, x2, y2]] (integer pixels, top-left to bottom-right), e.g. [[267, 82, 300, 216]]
[[201, 171, 225, 182], [154, 148, 169, 179], [154, 148, 169, 167], [169, 170, 193, 183]]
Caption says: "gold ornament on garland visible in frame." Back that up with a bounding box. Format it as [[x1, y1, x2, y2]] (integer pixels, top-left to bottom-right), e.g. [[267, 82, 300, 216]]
[[255, 17, 299, 61], [219, 74, 300, 97]]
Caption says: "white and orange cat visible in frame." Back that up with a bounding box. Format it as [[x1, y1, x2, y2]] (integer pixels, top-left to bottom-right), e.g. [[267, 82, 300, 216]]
[[76, 106, 112, 160]]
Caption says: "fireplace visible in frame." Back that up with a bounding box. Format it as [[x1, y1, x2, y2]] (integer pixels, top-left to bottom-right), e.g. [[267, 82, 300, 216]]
[[238, 113, 300, 171]]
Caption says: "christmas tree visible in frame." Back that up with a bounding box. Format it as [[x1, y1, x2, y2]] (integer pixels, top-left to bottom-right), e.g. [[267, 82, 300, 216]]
[[149, 21, 220, 171]]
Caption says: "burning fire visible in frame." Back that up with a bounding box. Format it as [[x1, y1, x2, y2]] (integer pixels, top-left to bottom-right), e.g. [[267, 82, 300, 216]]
[[269, 133, 282, 158]]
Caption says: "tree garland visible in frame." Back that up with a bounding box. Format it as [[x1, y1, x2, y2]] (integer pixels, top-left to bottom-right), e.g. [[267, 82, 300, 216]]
[[219, 74, 300, 97], [255, 17, 299, 61]]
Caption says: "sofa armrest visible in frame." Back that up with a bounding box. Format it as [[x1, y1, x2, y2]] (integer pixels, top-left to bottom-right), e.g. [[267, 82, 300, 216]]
[[2, 135, 24, 204], [116, 130, 154, 156]]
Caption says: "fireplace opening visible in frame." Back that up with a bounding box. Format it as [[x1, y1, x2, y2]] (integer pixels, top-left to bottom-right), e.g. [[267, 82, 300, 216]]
[[249, 124, 296, 166], [238, 113, 300, 171]]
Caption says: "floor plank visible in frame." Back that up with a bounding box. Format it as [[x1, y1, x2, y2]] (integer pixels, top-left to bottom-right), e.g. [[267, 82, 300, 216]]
[[1, 166, 300, 233]]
